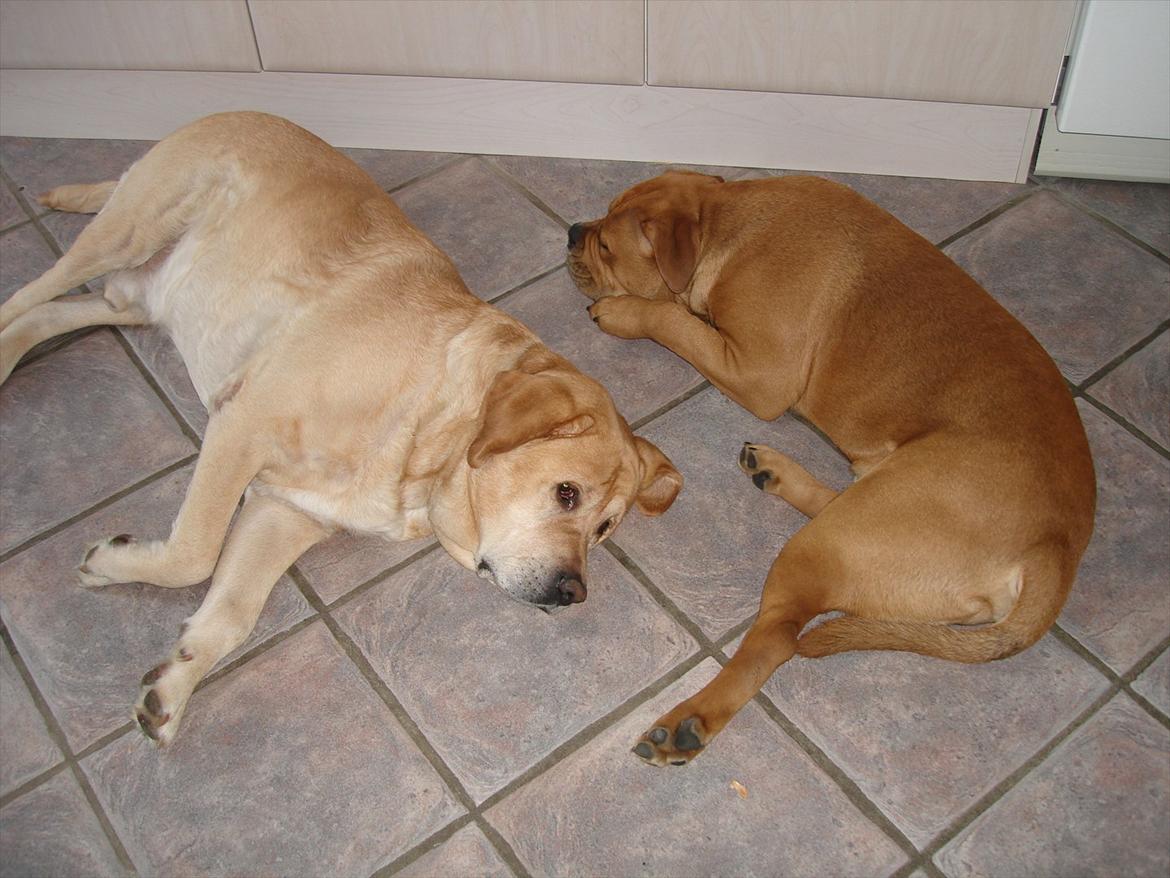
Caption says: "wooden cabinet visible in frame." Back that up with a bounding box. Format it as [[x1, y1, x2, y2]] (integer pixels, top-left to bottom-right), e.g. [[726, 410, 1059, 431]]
[[0, 0, 259, 72], [249, 0, 644, 85], [648, 0, 1076, 107], [0, 0, 1083, 182]]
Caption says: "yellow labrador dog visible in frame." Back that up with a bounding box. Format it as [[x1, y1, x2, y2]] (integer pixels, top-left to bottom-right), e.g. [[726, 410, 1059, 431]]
[[0, 112, 682, 746], [567, 171, 1095, 766]]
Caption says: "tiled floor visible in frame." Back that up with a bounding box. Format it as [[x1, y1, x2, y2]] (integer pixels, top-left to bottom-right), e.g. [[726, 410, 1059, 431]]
[[1, 132, 1167, 878]]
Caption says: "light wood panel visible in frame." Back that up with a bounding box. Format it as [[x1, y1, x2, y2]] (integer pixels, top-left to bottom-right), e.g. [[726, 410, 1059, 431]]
[[249, 0, 644, 85], [0, 0, 259, 71], [648, 0, 1077, 107], [0, 70, 1040, 182]]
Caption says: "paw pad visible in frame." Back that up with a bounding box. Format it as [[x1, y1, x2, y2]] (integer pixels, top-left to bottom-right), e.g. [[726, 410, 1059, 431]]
[[141, 663, 169, 686], [632, 715, 709, 767]]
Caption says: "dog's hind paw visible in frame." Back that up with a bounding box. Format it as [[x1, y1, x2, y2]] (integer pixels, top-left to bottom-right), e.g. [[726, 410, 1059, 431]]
[[77, 534, 136, 587], [632, 715, 709, 767]]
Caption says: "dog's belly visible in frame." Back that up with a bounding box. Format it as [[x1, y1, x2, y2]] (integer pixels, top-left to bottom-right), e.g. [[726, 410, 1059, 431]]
[[131, 230, 300, 406]]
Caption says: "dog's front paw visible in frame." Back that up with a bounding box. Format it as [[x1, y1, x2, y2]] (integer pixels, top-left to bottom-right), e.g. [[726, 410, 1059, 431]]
[[587, 296, 648, 339], [77, 534, 138, 587], [632, 714, 710, 767], [738, 442, 786, 492], [134, 647, 197, 747]]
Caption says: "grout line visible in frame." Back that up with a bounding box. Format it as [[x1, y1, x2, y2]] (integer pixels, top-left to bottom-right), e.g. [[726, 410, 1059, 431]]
[[1074, 317, 1170, 394], [477, 155, 573, 229], [369, 814, 477, 877], [486, 262, 566, 309], [0, 760, 71, 811], [915, 684, 1118, 863], [0, 165, 41, 227], [287, 565, 484, 817], [324, 541, 444, 614], [0, 627, 140, 874], [628, 380, 711, 432], [469, 815, 533, 878], [905, 631, 1170, 863], [1077, 391, 1170, 461], [0, 454, 198, 566], [386, 154, 471, 196], [1033, 181, 1170, 265], [608, 512, 925, 864], [0, 216, 36, 237], [108, 327, 203, 448], [474, 649, 712, 815], [1048, 622, 1124, 685], [1120, 634, 1170, 686], [1044, 624, 1170, 730], [188, 612, 322, 696], [747, 690, 920, 859], [934, 188, 1040, 250], [604, 539, 718, 651], [287, 570, 509, 878]]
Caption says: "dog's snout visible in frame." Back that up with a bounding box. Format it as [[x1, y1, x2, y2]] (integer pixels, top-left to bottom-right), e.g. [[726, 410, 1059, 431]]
[[567, 223, 586, 251], [556, 573, 587, 606]]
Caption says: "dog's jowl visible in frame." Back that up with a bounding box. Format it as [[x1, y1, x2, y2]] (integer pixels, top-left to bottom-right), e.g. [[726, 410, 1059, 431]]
[[0, 112, 682, 746], [567, 171, 1095, 766]]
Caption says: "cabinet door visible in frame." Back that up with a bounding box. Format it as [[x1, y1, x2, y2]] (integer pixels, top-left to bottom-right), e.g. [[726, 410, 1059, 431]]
[[1056, 0, 1170, 139], [250, 0, 644, 85], [648, 0, 1076, 107], [0, 0, 259, 71]]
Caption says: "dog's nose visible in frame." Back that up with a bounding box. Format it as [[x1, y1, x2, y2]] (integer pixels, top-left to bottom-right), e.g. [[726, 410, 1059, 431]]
[[556, 573, 587, 605], [567, 223, 586, 251]]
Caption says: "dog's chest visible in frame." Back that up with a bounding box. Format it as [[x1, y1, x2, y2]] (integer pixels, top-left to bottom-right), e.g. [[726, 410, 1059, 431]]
[[258, 478, 431, 542], [255, 415, 437, 543]]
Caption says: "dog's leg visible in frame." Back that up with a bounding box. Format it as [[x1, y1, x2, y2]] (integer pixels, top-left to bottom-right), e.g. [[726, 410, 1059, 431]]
[[632, 544, 821, 766], [0, 292, 147, 384], [1, 167, 198, 330], [589, 297, 785, 418], [738, 442, 839, 518], [78, 406, 266, 588], [133, 492, 329, 745]]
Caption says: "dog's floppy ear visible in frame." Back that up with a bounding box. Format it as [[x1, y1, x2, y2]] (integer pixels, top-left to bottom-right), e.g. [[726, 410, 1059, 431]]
[[632, 436, 683, 515], [468, 370, 594, 468], [641, 211, 700, 295]]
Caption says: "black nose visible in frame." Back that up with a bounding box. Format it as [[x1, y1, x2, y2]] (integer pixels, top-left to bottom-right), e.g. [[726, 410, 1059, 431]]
[[556, 574, 587, 605], [567, 223, 586, 250]]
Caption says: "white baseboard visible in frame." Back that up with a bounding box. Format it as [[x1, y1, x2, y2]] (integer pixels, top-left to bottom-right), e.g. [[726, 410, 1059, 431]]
[[1035, 110, 1170, 182], [0, 69, 1040, 182]]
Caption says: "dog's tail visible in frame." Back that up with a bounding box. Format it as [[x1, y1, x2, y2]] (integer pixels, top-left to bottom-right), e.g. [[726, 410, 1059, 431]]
[[37, 180, 118, 214], [796, 541, 1074, 664]]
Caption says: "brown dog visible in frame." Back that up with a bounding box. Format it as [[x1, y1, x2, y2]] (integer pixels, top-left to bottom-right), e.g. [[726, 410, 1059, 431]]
[[566, 171, 1095, 766], [0, 113, 683, 746]]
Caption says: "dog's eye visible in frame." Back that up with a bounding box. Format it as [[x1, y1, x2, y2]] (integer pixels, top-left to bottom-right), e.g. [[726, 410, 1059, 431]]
[[599, 238, 610, 253], [556, 482, 579, 510], [595, 518, 615, 540]]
